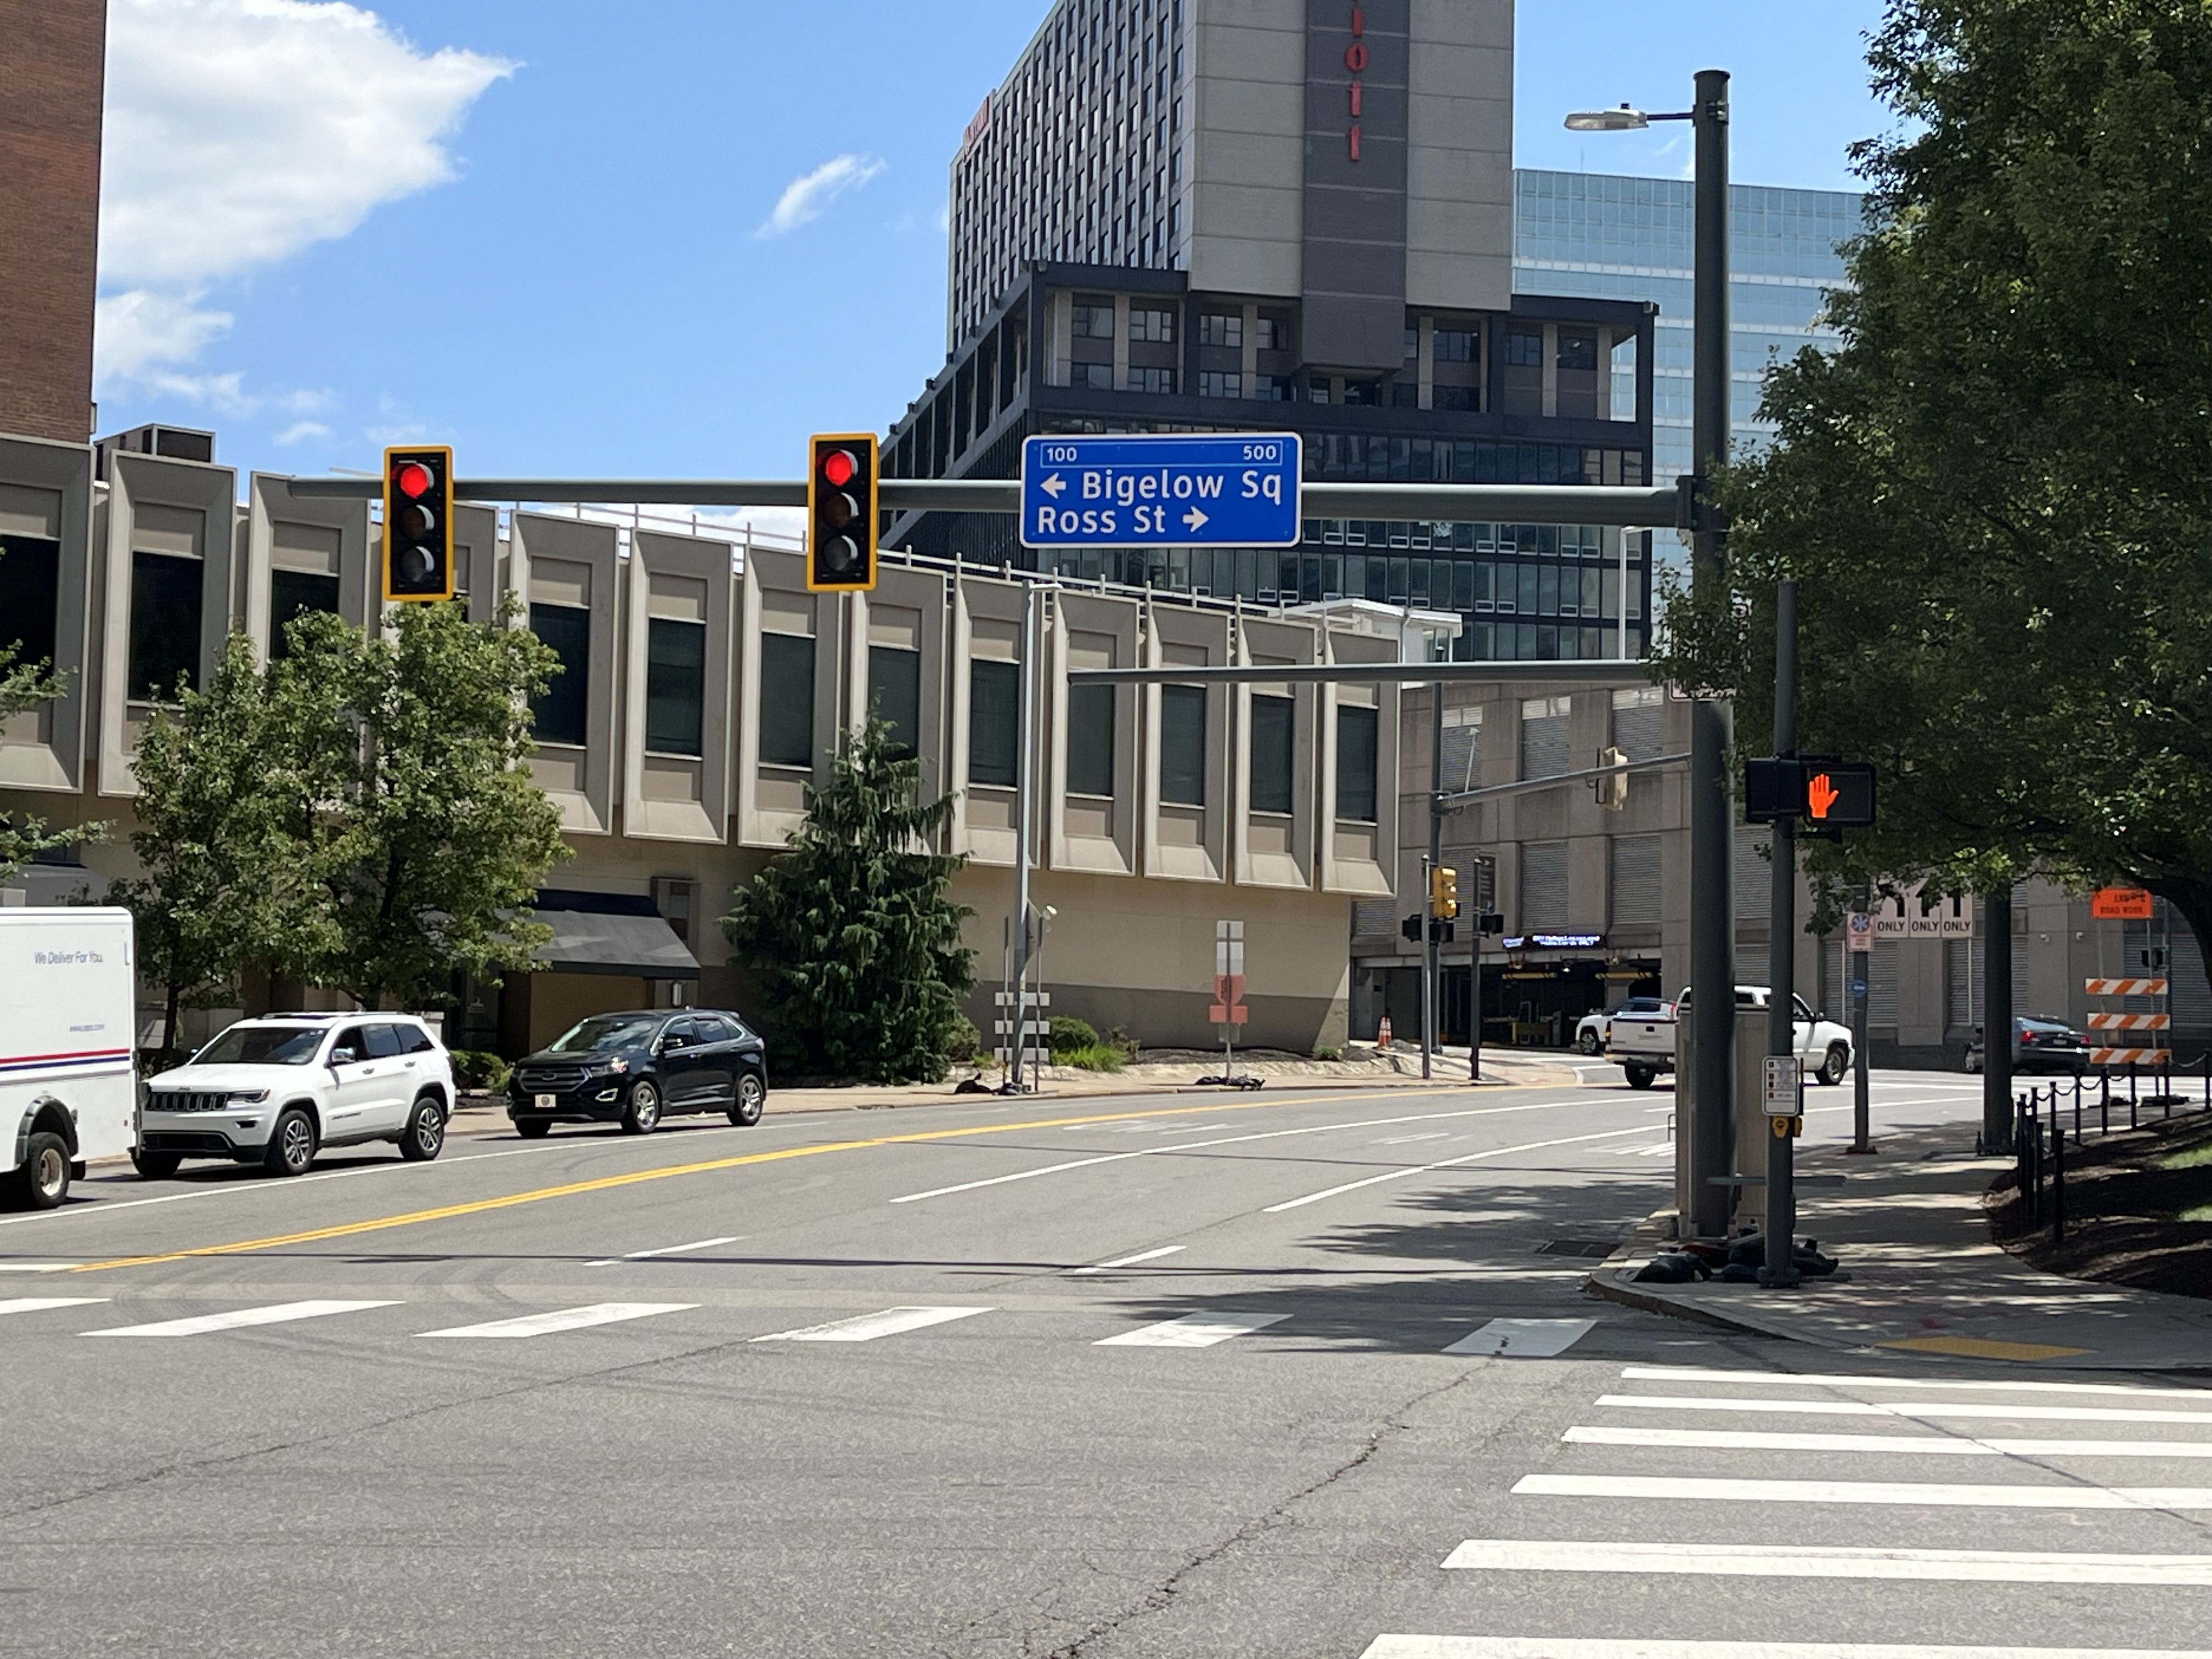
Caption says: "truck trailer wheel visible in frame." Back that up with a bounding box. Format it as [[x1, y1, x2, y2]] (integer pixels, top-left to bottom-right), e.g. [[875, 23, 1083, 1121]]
[[132, 1148, 182, 1181], [12, 1131, 71, 1210], [1623, 1063, 1658, 1091]]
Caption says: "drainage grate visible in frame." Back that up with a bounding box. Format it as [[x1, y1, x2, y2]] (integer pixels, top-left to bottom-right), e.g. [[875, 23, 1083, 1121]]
[[1536, 1238, 1621, 1259]]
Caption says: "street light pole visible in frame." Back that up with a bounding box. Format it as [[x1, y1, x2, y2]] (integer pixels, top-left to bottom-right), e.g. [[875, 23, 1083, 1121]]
[[1423, 684, 1444, 1081], [1761, 578, 1802, 1288], [1566, 71, 1736, 1240], [1686, 70, 1738, 1240]]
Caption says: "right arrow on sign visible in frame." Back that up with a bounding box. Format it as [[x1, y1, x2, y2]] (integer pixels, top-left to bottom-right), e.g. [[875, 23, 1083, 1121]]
[[1182, 507, 1209, 532]]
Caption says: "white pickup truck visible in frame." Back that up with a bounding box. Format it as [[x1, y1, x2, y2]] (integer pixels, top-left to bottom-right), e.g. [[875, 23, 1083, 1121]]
[[1605, 985, 1854, 1091]]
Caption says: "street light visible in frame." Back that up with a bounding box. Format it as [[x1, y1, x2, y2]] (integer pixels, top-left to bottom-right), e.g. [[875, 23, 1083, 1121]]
[[1567, 71, 1736, 1242]]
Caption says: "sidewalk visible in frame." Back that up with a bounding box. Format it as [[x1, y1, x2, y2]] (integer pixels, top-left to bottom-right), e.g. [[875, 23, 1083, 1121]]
[[1587, 1121, 2212, 1372]]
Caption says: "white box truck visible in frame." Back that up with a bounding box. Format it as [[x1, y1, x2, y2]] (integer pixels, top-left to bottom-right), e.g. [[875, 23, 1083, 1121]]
[[3, 907, 137, 1209]]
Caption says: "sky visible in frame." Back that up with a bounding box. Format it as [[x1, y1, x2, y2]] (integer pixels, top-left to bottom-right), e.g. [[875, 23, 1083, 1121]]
[[89, 0, 1894, 525]]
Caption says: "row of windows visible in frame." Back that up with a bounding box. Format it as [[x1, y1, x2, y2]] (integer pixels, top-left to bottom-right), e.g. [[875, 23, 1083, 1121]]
[[1304, 437, 1646, 488]]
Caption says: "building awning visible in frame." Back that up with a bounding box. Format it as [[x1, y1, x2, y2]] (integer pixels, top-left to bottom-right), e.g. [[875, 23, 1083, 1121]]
[[531, 889, 699, 979]]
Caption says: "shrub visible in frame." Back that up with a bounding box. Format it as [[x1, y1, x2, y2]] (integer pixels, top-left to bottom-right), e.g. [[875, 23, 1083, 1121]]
[[1048, 1014, 1101, 1055], [449, 1049, 511, 1093], [1313, 1045, 1343, 1062], [946, 1014, 981, 1064], [1057, 1041, 1126, 1073]]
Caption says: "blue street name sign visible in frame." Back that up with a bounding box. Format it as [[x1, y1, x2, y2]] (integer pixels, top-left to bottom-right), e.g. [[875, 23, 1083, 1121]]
[[1020, 432, 1302, 550]]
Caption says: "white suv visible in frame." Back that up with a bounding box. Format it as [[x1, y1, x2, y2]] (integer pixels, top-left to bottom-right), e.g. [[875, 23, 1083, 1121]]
[[138, 1013, 455, 1178]]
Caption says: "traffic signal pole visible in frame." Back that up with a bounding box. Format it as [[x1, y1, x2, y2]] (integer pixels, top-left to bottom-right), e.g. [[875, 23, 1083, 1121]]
[[1424, 686, 1444, 1081], [1761, 579, 1802, 1288], [1008, 584, 1041, 1092]]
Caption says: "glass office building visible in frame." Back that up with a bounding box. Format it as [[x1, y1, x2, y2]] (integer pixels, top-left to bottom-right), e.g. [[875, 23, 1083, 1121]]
[[1511, 169, 1867, 578]]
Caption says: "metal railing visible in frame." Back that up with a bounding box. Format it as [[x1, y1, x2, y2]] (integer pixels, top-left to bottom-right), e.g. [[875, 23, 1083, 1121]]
[[2009, 1052, 2212, 1244]]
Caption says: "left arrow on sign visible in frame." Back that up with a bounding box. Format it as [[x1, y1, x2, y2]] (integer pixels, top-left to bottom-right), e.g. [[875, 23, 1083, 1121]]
[[1041, 473, 1066, 498], [1182, 506, 1209, 532]]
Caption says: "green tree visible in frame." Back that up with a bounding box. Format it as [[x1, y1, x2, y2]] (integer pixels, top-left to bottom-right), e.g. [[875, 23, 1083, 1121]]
[[0, 551, 100, 879], [1658, 0, 2212, 961], [282, 597, 568, 1009], [108, 637, 325, 1064], [723, 718, 975, 1082]]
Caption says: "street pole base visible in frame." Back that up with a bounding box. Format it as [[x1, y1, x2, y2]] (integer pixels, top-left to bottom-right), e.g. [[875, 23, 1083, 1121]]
[[1843, 1143, 1880, 1156], [1754, 1265, 1804, 1289]]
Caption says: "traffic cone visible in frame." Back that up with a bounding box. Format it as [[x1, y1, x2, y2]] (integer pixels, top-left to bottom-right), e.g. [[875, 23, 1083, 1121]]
[[1378, 1015, 1393, 1050]]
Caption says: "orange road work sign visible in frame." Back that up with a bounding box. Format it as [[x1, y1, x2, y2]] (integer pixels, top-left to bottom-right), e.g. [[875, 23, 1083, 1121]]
[[2091, 887, 2154, 919]]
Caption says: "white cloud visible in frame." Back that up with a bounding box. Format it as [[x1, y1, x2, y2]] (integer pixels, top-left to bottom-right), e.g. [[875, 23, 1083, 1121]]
[[273, 420, 332, 445], [95, 0, 514, 406], [756, 154, 887, 239]]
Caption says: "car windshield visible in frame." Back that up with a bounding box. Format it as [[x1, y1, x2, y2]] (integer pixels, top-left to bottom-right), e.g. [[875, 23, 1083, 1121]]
[[545, 1015, 662, 1054], [189, 1025, 326, 1066], [2023, 1016, 2072, 1029]]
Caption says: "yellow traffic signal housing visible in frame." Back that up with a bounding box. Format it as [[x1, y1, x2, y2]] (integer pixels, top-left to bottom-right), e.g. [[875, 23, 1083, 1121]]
[[382, 446, 455, 602], [1429, 864, 1459, 919], [807, 433, 879, 592], [1595, 745, 1629, 810]]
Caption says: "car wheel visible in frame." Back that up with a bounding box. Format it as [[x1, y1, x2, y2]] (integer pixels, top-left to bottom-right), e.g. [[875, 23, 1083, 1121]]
[[1576, 1029, 1601, 1056], [10, 1131, 71, 1210], [398, 1094, 446, 1162], [262, 1109, 317, 1177], [516, 1119, 551, 1140], [729, 1072, 765, 1128], [1818, 1044, 1849, 1086], [1962, 1048, 1980, 1075], [1624, 1063, 1657, 1091], [131, 1149, 182, 1181], [621, 1080, 662, 1135]]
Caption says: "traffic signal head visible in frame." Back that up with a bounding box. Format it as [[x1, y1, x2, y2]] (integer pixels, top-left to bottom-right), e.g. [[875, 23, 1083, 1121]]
[[1430, 865, 1460, 919], [381, 445, 455, 602], [808, 433, 878, 592]]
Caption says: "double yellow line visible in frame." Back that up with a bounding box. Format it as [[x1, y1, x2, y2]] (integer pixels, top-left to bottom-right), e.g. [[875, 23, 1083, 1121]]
[[70, 1086, 1457, 1274]]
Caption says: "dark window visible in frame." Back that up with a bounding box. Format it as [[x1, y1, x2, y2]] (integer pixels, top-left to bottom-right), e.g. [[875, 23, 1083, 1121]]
[[1129, 306, 1175, 342], [1160, 683, 1206, 806], [399, 1024, 437, 1054], [362, 1024, 405, 1059], [1336, 706, 1379, 822], [1255, 317, 1285, 351], [645, 617, 707, 757], [1558, 331, 1599, 370], [1199, 312, 1242, 348], [270, 569, 341, 661], [528, 603, 590, 747], [1130, 365, 1176, 394], [1306, 377, 1331, 404], [969, 659, 1019, 786], [1436, 385, 1480, 413], [868, 645, 922, 755], [1068, 682, 1114, 796], [1434, 329, 1477, 363], [1078, 362, 1114, 390], [1071, 303, 1115, 338], [0, 534, 60, 671], [1404, 328, 1420, 360], [1198, 371, 1239, 398], [1249, 693, 1294, 814], [759, 631, 816, 768], [330, 1026, 370, 1063], [128, 551, 202, 702], [1506, 330, 1544, 366], [1250, 375, 1288, 402]]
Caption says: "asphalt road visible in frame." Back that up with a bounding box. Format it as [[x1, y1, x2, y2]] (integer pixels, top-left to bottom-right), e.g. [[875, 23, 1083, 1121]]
[[3, 1069, 2207, 1658]]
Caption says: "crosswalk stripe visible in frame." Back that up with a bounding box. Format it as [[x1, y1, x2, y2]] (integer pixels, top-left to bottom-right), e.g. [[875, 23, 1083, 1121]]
[[1072, 1246, 1185, 1274], [751, 1305, 992, 1343], [0, 1263, 81, 1273], [419, 1302, 696, 1339], [1096, 1312, 1288, 1348], [1621, 1365, 2212, 1402], [1598, 1393, 2212, 1425], [584, 1237, 739, 1267], [1443, 1318, 1596, 1357], [1360, 1638, 2212, 1658], [85, 1300, 398, 1338], [1514, 1472, 2212, 1510], [0, 1296, 107, 1317], [1438, 1538, 2212, 1585], [1564, 1425, 2212, 1459]]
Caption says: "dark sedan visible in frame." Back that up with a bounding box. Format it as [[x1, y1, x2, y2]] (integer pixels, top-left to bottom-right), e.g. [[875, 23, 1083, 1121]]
[[1962, 1015, 2092, 1076], [509, 1009, 768, 1137]]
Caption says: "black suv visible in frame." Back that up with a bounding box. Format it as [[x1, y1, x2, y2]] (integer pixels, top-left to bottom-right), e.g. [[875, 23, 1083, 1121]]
[[508, 1010, 768, 1138]]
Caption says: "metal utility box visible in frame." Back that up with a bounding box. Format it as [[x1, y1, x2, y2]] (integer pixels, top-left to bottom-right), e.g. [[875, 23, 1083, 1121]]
[[1673, 1004, 1776, 1234]]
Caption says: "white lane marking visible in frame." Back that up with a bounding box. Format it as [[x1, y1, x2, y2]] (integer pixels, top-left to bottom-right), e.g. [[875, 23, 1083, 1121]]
[[1437, 1537, 2212, 1585], [1071, 1245, 1185, 1274], [1565, 1425, 2212, 1459], [1598, 1394, 2212, 1426], [1514, 1472, 2212, 1510], [585, 1235, 741, 1267], [1096, 1311, 1289, 1348], [86, 1299, 399, 1338], [1359, 1637, 2212, 1658], [0, 1296, 108, 1317], [1622, 1365, 2212, 1401], [1374, 1132, 1451, 1146], [0, 1263, 81, 1273], [751, 1305, 992, 1343], [1158, 1123, 1231, 1135], [890, 1099, 1573, 1204], [1262, 1125, 1660, 1212], [1443, 1317, 1597, 1358], [420, 1302, 696, 1339]]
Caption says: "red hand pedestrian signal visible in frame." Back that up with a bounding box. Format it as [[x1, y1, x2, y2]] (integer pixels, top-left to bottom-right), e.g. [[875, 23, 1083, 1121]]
[[1807, 771, 1841, 821]]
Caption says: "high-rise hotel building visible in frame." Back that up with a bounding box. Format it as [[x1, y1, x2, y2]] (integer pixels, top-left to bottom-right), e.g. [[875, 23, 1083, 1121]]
[[888, 0, 1658, 663]]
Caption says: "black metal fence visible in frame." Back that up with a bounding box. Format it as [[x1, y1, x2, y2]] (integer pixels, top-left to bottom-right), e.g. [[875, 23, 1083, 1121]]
[[2010, 1054, 2212, 1244]]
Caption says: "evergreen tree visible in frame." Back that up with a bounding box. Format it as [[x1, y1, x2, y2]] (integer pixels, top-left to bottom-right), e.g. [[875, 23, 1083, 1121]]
[[723, 719, 975, 1082]]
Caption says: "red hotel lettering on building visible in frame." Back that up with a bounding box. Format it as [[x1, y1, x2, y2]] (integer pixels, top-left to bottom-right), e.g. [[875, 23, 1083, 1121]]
[[1345, 6, 1365, 160]]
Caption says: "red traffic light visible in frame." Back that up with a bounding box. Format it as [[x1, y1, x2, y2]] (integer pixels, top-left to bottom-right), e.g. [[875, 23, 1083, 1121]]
[[821, 449, 857, 488], [394, 460, 435, 498]]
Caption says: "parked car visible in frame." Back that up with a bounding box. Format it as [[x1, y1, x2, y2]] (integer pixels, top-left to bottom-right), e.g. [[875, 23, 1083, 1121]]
[[509, 1010, 768, 1138], [1604, 985, 1854, 1091], [1962, 1015, 2091, 1076], [1575, 997, 1669, 1056], [138, 1012, 455, 1178]]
